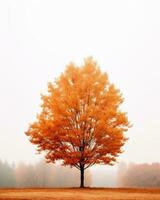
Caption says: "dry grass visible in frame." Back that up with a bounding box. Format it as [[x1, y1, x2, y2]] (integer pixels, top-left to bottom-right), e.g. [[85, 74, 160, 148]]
[[0, 188, 160, 200]]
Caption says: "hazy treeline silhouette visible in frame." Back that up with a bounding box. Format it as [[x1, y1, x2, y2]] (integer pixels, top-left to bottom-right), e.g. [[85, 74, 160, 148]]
[[0, 160, 15, 187], [117, 162, 160, 188], [2, 159, 160, 188], [0, 160, 91, 188]]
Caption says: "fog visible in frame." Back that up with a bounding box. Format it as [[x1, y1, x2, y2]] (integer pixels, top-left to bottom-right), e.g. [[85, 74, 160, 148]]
[[1, 159, 160, 188], [117, 162, 160, 188], [0, 0, 160, 187], [0, 159, 91, 188]]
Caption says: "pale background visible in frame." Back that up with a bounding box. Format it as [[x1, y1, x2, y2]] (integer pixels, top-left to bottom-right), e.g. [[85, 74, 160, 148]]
[[0, 1, 160, 184]]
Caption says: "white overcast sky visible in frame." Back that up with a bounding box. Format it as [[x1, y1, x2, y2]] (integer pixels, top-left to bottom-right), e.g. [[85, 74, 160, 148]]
[[0, 0, 160, 165]]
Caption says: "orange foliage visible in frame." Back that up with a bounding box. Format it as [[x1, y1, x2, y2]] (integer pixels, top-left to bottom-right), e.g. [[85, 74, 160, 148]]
[[25, 57, 130, 186]]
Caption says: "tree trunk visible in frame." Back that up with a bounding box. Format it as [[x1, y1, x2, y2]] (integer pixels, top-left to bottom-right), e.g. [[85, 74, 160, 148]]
[[80, 166, 84, 188]]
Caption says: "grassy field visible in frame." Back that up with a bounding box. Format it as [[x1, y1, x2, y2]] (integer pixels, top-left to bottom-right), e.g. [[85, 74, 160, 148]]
[[0, 188, 160, 200]]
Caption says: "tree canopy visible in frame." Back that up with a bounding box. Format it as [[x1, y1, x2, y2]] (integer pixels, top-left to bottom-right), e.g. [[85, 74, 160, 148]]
[[26, 57, 130, 187]]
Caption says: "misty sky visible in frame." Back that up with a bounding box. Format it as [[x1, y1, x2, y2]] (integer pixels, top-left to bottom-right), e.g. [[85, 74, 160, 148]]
[[0, 0, 160, 166]]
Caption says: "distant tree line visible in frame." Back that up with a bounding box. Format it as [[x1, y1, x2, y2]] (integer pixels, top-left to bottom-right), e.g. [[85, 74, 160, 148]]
[[2, 159, 160, 188], [117, 162, 160, 188], [0, 159, 91, 188]]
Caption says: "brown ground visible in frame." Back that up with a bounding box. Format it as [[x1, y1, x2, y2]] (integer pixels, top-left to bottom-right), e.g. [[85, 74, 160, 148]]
[[0, 188, 160, 200]]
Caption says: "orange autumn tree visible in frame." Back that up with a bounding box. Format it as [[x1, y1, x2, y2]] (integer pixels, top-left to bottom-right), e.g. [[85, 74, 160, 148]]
[[25, 57, 130, 188]]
